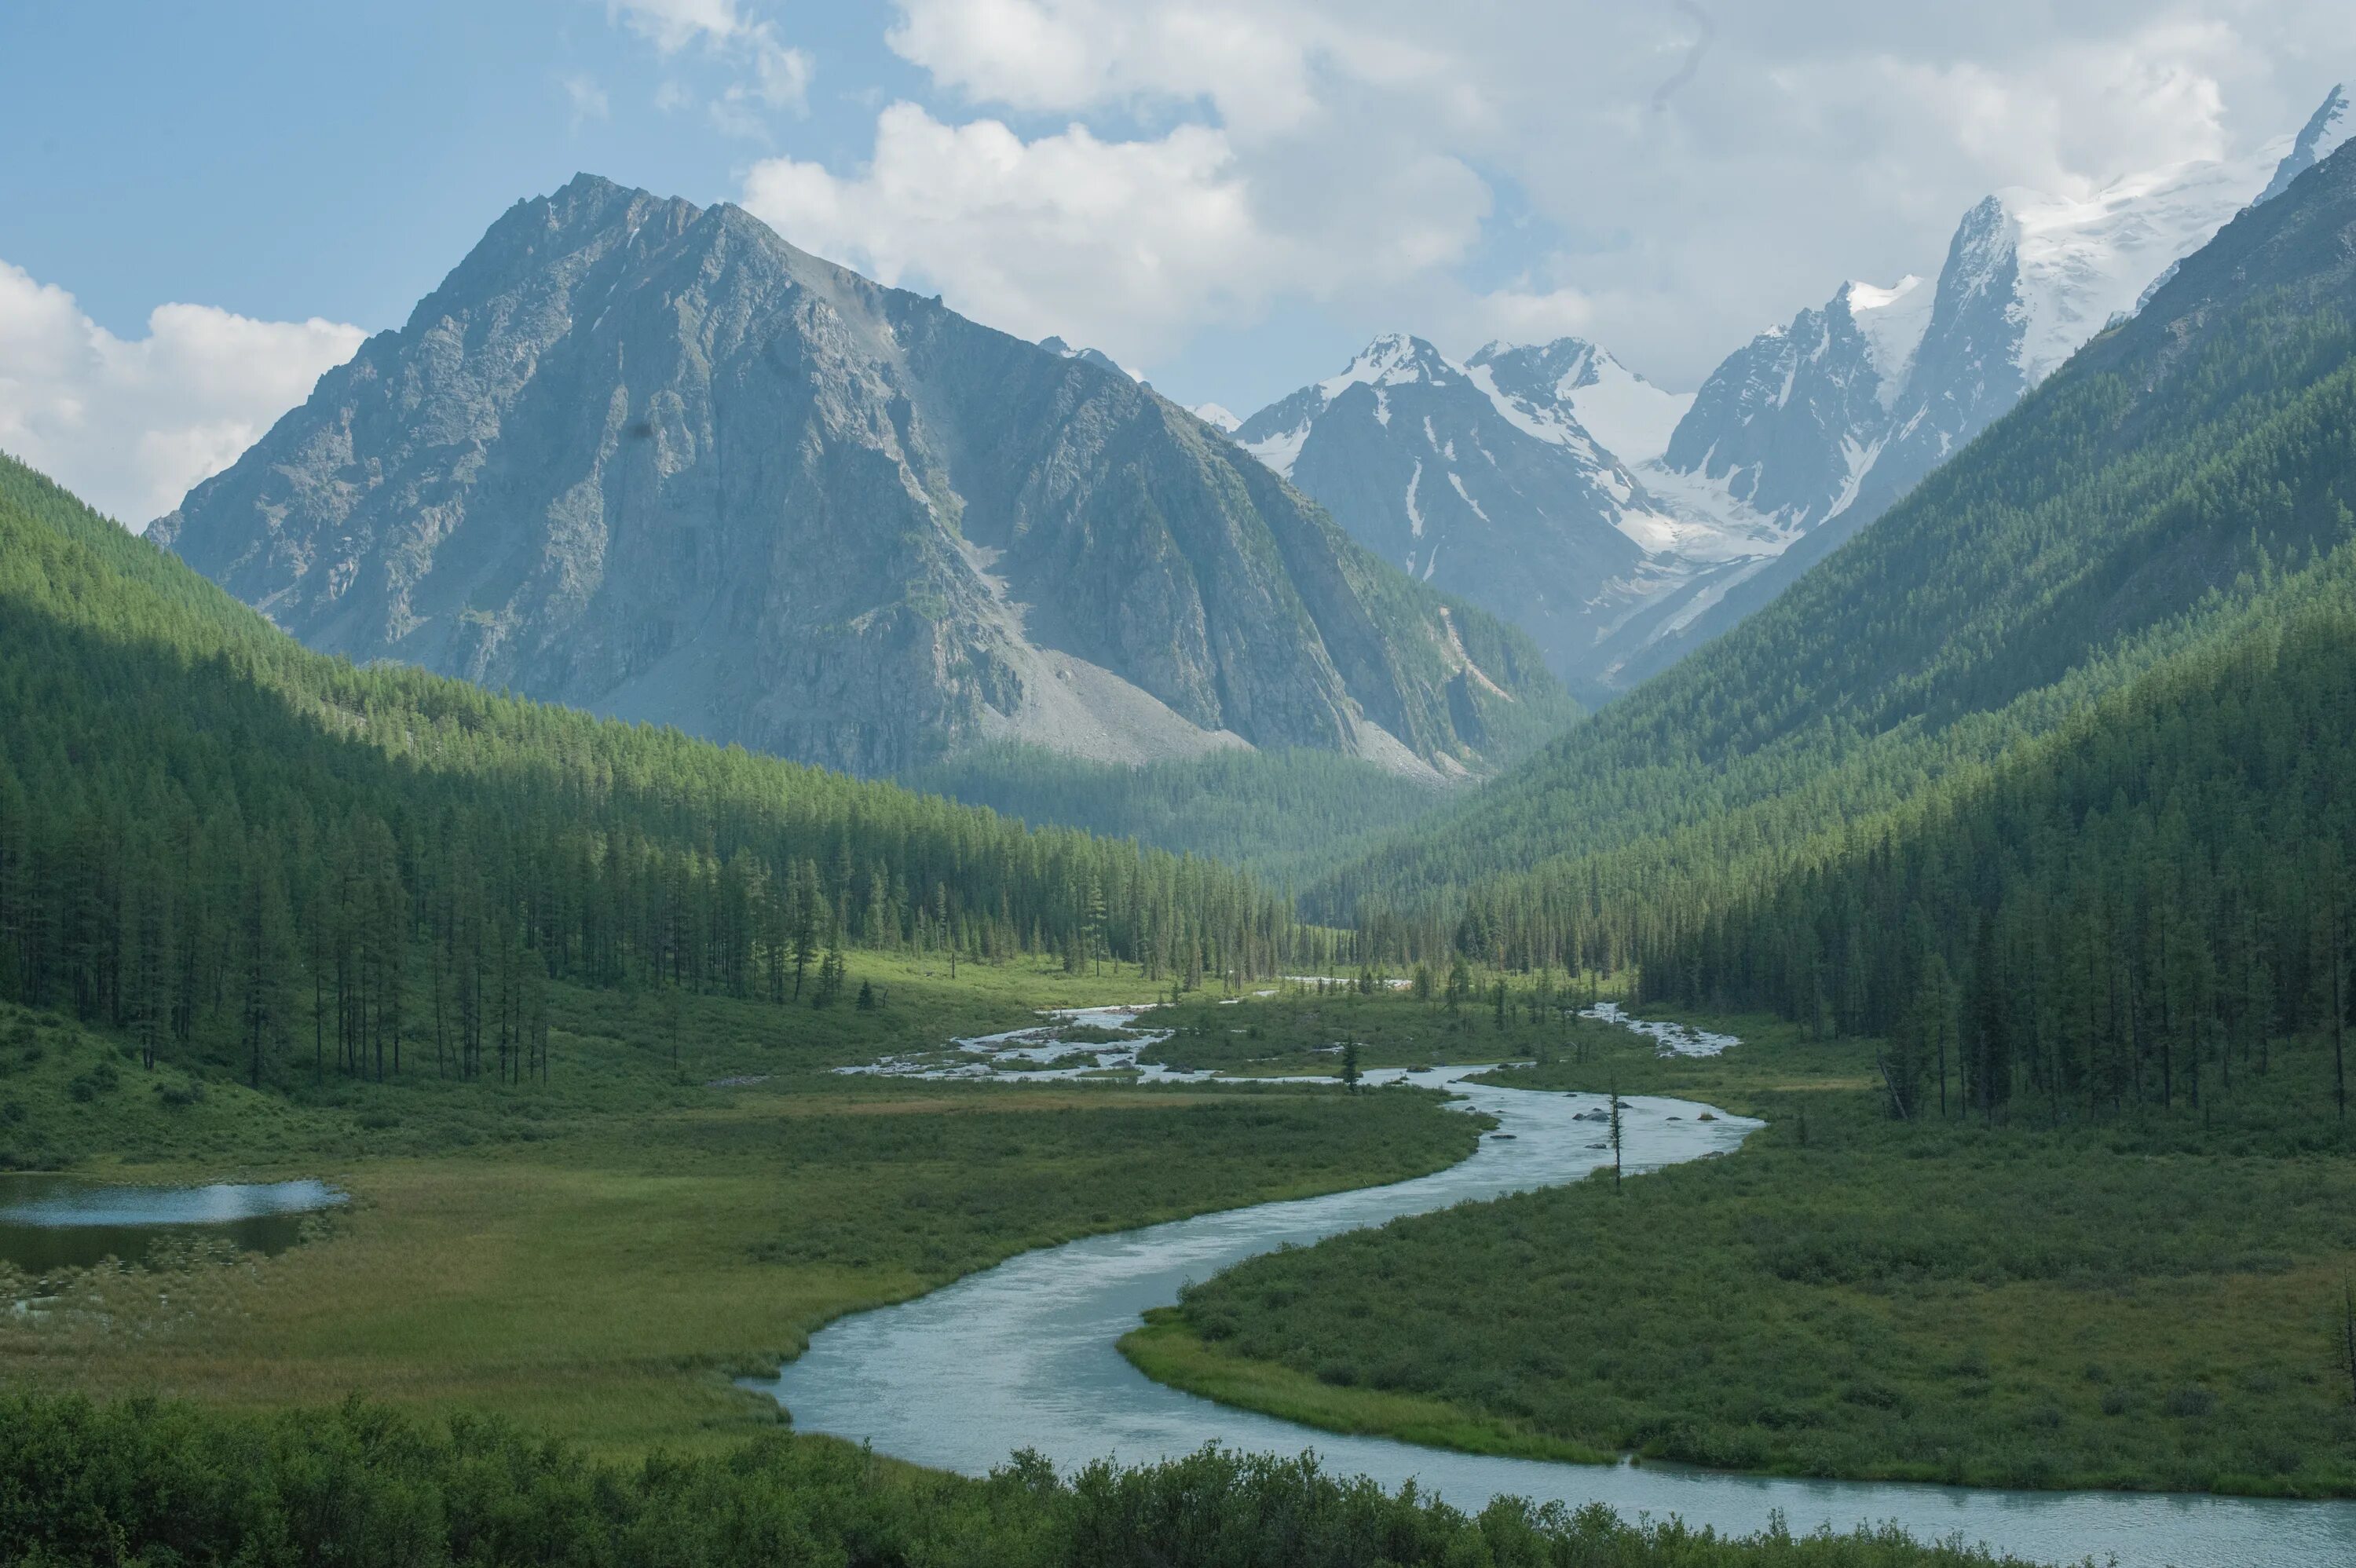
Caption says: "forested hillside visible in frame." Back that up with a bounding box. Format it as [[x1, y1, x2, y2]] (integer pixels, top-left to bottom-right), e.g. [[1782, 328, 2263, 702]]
[[1321, 142, 2356, 1074], [0, 455, 1337, 1092], [903, 742, 1451, 886]]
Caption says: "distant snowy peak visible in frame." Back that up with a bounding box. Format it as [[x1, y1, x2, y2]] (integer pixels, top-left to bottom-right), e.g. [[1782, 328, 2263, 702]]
[[1467, 338, 1694, 464], [1319, 331, 1456, 397], [2259, 82, 2351, 203], [1235, 332, 1459, 479], [1228, 331, 1721, 683], [1189, 403, 1242, 433]]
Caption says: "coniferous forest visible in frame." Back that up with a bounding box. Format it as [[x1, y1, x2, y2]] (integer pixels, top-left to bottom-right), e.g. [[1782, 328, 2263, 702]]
[[0, 453, 1342, 1095]]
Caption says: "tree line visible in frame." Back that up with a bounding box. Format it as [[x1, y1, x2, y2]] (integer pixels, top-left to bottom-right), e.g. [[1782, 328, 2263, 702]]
[[0, 455, 1351, 1088]]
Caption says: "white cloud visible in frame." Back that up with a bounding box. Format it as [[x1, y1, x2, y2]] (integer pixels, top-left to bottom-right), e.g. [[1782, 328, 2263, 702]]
[[740, 101, 1485, 362], [0, 261, 363, 528], [561, 71, 611, 130], [610, 0, 748, 54], [611, 0, 810, 129], [858, 1, 2356, 394]]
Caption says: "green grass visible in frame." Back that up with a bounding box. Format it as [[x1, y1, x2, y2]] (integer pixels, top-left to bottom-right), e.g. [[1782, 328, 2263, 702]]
[[1122, 989, 2356, 1497], [0, 1391, 2054, 1568], [1136, 982, 1581, 1076], [1, 956, 1482, 1457]]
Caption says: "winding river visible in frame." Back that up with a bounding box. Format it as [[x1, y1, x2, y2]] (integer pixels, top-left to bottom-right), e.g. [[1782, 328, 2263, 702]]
[[751, 1062, 2356, 1567]]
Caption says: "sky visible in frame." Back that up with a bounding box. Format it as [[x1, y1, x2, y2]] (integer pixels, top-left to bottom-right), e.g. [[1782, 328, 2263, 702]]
[[2, 0, 2353, 526]]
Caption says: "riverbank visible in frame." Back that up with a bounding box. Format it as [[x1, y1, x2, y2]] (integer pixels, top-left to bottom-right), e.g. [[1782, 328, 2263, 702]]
[[0, 960, 1483, 1456], [1124, 997, 2356, 1497], [0, 1391, 2060, 1568]]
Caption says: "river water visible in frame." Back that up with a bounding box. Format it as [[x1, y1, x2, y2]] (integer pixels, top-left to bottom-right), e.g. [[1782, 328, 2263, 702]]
[[752, 1061, 2356, 1567]]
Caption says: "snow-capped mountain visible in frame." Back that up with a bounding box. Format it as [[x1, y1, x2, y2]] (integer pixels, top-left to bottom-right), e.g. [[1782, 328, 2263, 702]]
[[1587, 80, 2353, 693], [1189, 402, 1242, 433], [1214, 85, 2352, 702], [1231, 334, 1688, 682]]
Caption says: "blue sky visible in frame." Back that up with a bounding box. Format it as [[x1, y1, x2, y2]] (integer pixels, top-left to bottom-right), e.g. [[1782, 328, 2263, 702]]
[[3, 1, 2351, 524]]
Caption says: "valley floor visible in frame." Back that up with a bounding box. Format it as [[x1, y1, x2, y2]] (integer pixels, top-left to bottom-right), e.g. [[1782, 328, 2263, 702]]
[[2, 956, 1480, 1456], [1120, 991, 2356, 1497]]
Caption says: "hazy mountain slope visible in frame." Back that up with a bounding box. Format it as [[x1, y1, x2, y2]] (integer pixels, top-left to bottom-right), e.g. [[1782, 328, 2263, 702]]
[[160, 176, 1569, 780], [1311, 137, 2356, 918]]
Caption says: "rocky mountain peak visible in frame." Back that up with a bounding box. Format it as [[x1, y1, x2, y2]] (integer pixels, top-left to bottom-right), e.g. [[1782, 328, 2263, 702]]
[[161, 176, 1568, 780], [2259, 82, 2351, 203]]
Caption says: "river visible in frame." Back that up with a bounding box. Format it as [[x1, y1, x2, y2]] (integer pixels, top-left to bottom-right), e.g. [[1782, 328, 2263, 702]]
[[749, 1057, 2356, 1567]]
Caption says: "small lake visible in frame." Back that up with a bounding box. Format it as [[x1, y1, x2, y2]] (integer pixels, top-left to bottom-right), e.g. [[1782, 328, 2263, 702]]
[[0, 1176, 345, 1274]]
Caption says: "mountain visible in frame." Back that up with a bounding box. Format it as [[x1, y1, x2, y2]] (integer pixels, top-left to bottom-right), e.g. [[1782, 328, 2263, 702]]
[[159, 175, 1568, 781], [1312, 135, 2356, 930], [1227, 334, 1764, 691], [1590, 83, 2351, 691]]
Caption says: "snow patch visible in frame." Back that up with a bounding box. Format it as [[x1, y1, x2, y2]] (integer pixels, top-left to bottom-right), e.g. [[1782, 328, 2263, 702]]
[[1242, 423, 1310, 481], [1840, 275, 1933, 407], [1446, 470, 1489, 522]]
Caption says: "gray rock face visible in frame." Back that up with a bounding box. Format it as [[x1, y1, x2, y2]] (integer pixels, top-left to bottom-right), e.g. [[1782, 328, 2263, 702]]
[[1658, 273, 1932, 528], [162, 176, 1564, 777]]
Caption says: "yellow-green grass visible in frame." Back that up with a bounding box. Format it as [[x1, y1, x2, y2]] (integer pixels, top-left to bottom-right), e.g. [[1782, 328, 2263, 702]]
[[1138, 983, 1586, 1077], [1120, 1308, 1612, 1464], [1, 956, 1483, 1457], [1119, 986, 2356, 1497]]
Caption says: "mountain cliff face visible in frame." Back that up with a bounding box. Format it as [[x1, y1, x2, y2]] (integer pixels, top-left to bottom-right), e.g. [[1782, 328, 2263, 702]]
[[159, 176, 1568, 778]]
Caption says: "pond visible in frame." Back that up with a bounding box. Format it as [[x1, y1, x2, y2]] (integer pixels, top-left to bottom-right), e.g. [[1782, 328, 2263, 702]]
[[0, 1175, 345, 1274]]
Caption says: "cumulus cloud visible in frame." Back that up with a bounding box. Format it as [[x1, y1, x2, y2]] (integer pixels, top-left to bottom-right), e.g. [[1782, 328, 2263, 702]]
[[740, 101, 1487, 361], [0, 261, 364, 528], [848, 0, 2356, 391]]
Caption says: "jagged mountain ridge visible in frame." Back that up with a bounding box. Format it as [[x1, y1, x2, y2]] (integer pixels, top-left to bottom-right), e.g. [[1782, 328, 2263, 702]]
[[1582, 79, 2353, 693], [1231, 86, 2352, 704], [159, 175, 1569, 779], [1308, 131, 2356, 914], [1229, 333, 1765, 692]]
